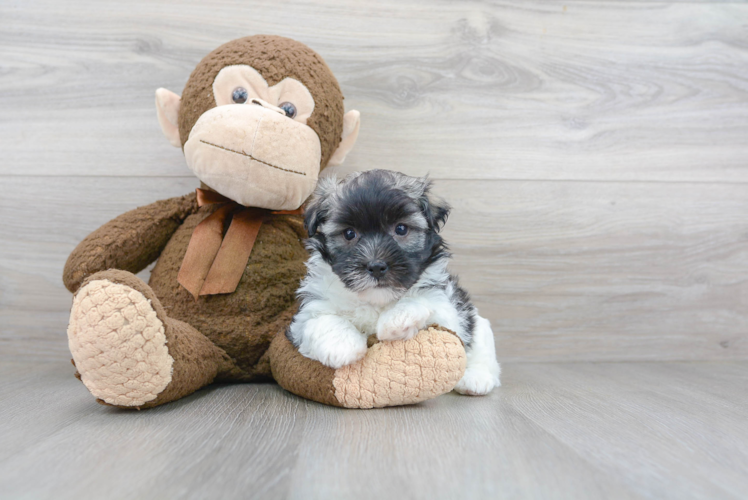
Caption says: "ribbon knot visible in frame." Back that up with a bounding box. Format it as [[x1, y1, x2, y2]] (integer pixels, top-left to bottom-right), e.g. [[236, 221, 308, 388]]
[[177, 188, 301, 300]]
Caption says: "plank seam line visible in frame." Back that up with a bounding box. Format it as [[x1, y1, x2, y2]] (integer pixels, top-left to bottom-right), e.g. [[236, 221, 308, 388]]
[[2, 174, 748, 186]]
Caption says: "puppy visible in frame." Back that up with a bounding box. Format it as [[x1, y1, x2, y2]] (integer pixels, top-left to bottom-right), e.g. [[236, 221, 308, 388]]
[[288, 170, 500, 396]]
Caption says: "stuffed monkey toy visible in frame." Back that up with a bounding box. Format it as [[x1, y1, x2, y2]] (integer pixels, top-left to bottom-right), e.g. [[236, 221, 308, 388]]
[[63, 35, 466, 410]]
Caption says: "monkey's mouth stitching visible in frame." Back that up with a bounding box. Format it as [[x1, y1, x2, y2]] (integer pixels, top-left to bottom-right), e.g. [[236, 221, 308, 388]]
[[199, 140, 306, 176]]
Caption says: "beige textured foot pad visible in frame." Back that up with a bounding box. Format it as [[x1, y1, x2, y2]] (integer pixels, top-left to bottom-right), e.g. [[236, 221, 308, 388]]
[[68, 279, 173, 407], [269, 326, 466, 409], [333, 327, 466, 408]]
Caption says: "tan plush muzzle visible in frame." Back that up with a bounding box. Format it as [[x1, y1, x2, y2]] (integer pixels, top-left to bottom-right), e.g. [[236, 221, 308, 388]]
[[184, 103, 322, 211]]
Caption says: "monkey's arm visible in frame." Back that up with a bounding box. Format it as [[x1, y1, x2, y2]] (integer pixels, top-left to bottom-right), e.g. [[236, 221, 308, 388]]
[[269, 326, 466, 409], [63, 192, 198, 293]]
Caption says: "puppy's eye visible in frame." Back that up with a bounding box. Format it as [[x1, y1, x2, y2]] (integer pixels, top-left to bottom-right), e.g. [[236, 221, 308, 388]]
[[279, 101, 297, 118], [395, 224, 408, 236], [232, 87, 248, 104], [343, 228, 357, 241]]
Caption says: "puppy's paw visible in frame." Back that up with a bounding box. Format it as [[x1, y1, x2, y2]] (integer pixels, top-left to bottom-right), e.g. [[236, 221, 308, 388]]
[[297, 316, 368, 369], [316, 336, 368, 369], [376, 301, 431, 341], [454, 367, 501, 396]]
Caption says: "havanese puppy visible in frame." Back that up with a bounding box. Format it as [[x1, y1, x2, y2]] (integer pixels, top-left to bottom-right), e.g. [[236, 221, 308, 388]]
[[288, 169, 501, 395]]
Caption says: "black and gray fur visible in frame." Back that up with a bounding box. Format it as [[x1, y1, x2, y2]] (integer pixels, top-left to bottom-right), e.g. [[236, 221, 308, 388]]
[[302, 169, 478, 347]]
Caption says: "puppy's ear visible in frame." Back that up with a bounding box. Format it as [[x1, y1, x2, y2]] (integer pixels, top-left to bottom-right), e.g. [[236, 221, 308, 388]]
[[417, 179, 451, 232], [303, 197, 326, 238], [304, 176, 339, 237]]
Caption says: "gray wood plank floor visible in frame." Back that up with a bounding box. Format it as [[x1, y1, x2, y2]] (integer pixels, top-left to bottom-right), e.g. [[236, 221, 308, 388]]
[[1, 360, 746, 500]]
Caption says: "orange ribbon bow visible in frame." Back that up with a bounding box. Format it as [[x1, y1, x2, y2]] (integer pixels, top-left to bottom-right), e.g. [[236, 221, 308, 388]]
[[177, 188, 302, 300]]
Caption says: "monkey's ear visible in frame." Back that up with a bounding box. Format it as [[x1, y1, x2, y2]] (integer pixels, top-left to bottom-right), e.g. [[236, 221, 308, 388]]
[[155, 88, 182, 148], [327, 110, 361, 166]]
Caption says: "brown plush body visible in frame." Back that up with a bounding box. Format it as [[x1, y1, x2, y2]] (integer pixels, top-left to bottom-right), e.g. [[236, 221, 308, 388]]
[[148, 203, 307, 381], [64, 196, 308, 403], [63, 35, 466, 410]]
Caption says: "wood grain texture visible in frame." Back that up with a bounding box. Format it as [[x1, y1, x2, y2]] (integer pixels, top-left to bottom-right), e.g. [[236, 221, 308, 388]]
[[2, 0, 748, 363], [507, 363, 748, 499], [3, 3, 748, 499], [440, 179, 748, 362], [1, 360, 747, 499], [0, 0, 747, 181], [3, 176, 746, 361]]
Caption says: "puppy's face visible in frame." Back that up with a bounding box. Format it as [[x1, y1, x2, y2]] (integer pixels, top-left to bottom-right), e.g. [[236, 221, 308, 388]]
[[304, 170, 450, 302]]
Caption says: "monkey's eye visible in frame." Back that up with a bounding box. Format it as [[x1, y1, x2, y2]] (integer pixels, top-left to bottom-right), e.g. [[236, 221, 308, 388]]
[[279, 101, 297, 118], [232, 87, 248, 104], [395, 224, 408, 236], [343, 228, 357, 241]]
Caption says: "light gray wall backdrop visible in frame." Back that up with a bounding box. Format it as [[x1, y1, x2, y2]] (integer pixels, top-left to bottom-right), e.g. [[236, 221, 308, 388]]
[[2, 0, 747, 362]]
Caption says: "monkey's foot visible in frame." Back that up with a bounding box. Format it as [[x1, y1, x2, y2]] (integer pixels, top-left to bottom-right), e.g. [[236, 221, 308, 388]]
[[68, 270, 231, 409], [68, 274, 174, 407], [270, 326, 466, 409]]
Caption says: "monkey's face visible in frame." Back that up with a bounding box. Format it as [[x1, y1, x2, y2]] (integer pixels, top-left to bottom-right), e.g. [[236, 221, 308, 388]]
[[183, 65, 322, 210], [155, 36, 360, 211]]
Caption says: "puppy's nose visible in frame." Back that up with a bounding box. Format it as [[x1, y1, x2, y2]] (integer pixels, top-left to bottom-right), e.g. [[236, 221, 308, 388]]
[[367, 260, 388, 278]]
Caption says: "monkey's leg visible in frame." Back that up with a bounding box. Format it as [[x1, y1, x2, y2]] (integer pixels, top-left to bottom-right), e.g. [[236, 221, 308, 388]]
[[68, 270, 237, 409], [269, 326, 466, 409]]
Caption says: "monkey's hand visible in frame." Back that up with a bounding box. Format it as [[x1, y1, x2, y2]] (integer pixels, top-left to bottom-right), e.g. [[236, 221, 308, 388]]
[[63, 192, 198, 293]]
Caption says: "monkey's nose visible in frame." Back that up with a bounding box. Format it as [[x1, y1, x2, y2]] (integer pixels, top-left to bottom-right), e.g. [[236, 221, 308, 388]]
[[367, 261, 389, 279], [249, 98, 286, 116]]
